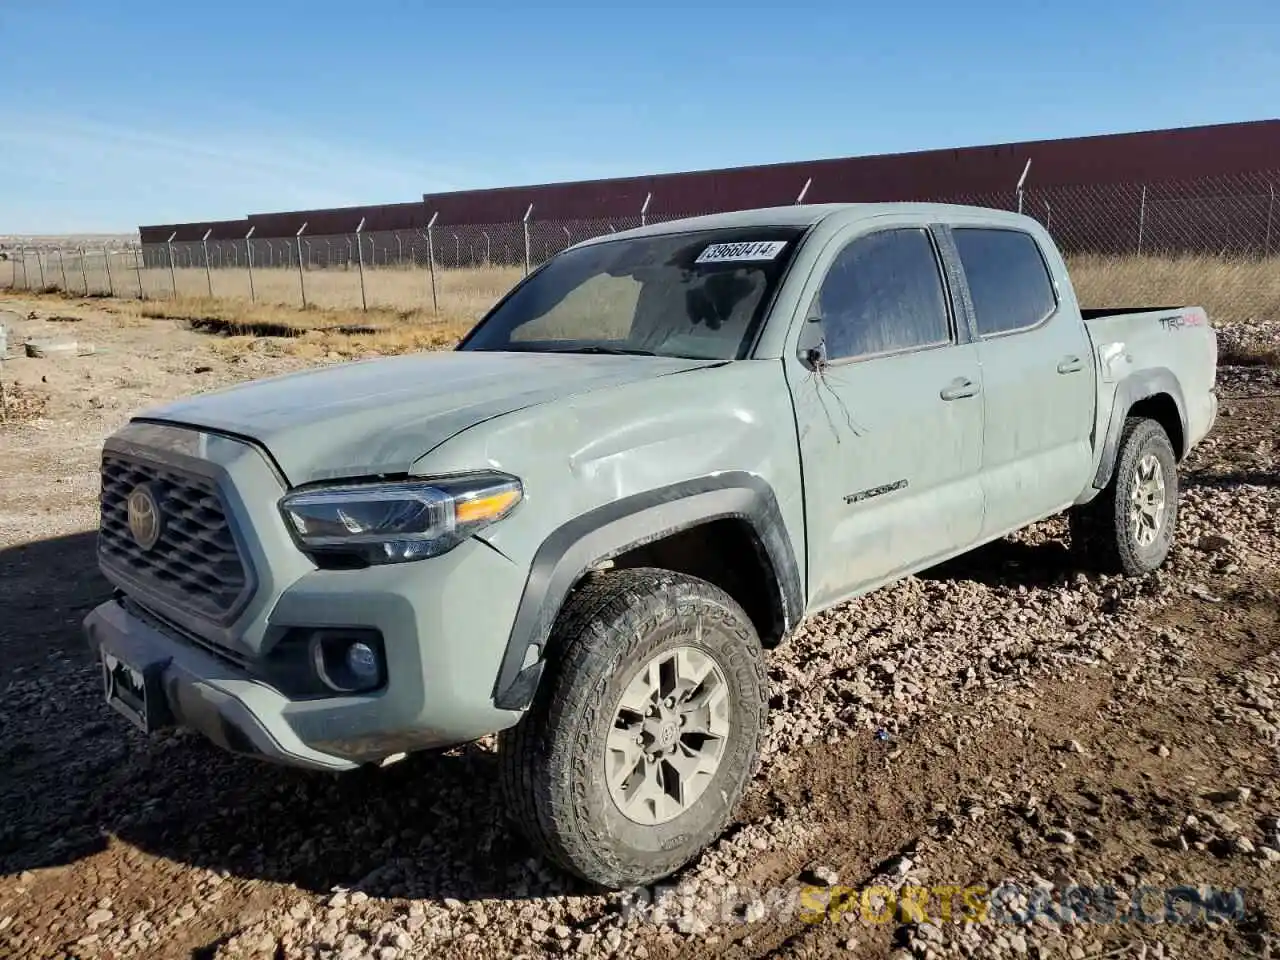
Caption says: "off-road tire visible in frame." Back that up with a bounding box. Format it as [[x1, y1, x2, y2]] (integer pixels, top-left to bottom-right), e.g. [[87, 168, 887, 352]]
[[498, 567, 768, 889], [1069, 416, 1179, 576]]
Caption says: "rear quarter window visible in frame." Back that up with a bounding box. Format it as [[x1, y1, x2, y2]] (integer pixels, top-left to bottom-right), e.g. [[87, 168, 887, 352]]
[[953, 228, 1057, 337]]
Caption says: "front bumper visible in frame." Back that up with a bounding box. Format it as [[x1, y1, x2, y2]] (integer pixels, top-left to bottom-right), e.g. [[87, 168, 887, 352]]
[[83, 536, 530, 770], [85, 597, 358, 771]]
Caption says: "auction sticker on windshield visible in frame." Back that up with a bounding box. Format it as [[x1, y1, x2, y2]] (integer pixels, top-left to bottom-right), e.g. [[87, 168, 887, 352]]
[[695, 240, 788, 264]]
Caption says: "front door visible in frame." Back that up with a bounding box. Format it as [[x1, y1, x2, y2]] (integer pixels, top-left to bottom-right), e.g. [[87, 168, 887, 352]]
[[785, 222, 986, 612]]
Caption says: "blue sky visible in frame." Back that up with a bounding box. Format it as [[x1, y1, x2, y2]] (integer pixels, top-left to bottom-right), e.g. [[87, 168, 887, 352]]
[[1, 0, 1276, 233]]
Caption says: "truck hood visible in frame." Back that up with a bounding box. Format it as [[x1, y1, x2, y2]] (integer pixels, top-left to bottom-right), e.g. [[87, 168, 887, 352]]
[[138, 350, 718, 485]]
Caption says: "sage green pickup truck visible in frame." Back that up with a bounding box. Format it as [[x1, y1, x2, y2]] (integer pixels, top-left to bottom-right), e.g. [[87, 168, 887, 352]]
[[83, 203, 1218, 888]]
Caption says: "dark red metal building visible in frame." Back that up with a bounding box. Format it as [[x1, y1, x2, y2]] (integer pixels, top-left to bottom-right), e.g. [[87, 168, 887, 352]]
[[141, 119, 1279, 256]]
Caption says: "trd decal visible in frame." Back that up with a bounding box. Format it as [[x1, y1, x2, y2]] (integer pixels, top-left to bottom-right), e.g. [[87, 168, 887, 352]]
[[844, 479, 908, 504]]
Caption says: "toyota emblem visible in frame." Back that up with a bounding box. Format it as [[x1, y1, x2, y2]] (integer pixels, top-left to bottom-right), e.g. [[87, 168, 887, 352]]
[[126, 484, 163, 550]]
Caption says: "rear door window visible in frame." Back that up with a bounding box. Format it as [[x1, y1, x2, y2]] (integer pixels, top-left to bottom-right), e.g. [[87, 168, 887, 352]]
[[952, 228, 1057, 337]]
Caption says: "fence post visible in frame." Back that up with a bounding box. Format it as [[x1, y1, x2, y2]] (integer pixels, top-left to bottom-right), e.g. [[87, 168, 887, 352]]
[[640, 192, 652, 227], [426, 212, 439, 314], [482, 231, 491, 265], [57, 247, 68, 290], [1136, 185, 1147, 255], [19, 247, 29, 289], [295, 223, 309, 308], [1016, 159, 1031, 214], [103, 244, 115, 297], [453, 234, 459, 267], [522, 203, 534, 276], [167, 231, 178, 296], [78, 247, 89, 295], [1266, 184, 1275, 257], [1044, 198, 1052, 232], [795, 177, 812, 204], [355, 218, 368, 311], [133, 242, 145, 299], [35, 247, 46, 289], [563, 225, 572, 252], [245, 227, 257, 302], [201, 229, 213, 297]]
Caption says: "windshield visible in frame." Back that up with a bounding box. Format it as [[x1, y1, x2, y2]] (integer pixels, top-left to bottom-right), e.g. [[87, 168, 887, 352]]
[[458, 226, 807, 360]]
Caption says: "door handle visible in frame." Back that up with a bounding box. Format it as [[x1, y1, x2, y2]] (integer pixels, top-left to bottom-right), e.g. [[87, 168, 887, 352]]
[[1057, 355, 1085, 374], [940, 377, 979, 401]]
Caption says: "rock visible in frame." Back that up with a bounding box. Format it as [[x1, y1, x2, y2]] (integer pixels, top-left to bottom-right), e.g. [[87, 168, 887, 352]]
[[86, 909, 113, 929], [350, 891, 369, 905], [1197, 534, 1233, 553], [576, 933, 597, 953], [917, 922, 944, 942], [24, 338, 81, 359], [1156, 744, 1171, 758], [1047, 829, 1077, 845], [442, 898, 464, 910], [1204, 786, 1252, 804], [1235, 836, 1256, 855], [811, 864, 839, 885]]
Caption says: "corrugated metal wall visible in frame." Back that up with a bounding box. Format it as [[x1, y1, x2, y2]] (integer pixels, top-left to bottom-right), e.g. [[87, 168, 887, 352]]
[[140, 119, 1280, 240]]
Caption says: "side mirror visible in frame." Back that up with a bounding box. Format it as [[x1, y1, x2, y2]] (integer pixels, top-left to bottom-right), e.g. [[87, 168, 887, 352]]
[[799, 315, 826, 368]]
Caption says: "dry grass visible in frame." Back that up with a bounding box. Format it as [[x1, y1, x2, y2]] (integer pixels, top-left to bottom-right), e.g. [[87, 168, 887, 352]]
[[1068, 253, 1280, 366], [1067, 254, 1280, 327], [8, 255, 1279, 364], [97, 266, 525, 358]]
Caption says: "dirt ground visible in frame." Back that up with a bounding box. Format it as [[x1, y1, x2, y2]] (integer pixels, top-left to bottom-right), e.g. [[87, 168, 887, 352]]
[[0, 294, 1277, 960]]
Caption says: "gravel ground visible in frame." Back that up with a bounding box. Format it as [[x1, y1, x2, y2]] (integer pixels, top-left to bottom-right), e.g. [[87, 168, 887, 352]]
[[0, 295, 1277, 960]]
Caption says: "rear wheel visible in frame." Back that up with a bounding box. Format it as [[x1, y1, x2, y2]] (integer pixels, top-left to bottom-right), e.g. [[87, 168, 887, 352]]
[[1069, 417, 1179, 576], [498, 567, 767, 889]]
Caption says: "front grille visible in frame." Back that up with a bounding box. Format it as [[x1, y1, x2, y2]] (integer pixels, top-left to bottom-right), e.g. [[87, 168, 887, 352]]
[[99, 453, 250, 621]]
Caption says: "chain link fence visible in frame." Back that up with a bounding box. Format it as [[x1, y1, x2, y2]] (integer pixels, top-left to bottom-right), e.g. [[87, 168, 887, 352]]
[[4, 170, 1277, 318]]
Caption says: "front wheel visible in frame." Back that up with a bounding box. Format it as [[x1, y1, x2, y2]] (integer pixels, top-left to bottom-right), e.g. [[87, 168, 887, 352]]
[[498, 567, 768, 889], [1069, 416, 1179, 576]]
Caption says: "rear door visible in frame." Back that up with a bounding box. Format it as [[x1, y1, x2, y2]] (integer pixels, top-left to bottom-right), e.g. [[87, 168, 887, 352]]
[[949, 226, 1096, 537], [784, 220, 986, 611]]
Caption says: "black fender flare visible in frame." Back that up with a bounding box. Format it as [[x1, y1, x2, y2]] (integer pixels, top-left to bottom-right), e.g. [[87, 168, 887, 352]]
[[491, 472, 803, 711], [1092, 367, 1188, 489]]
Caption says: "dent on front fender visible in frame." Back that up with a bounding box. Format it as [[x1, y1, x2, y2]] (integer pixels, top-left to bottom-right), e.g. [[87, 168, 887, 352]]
[[411, 362, 808, 577], [564, 404, 767, 499]]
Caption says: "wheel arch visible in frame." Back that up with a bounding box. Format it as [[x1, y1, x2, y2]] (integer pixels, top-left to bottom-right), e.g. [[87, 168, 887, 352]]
[[1093, 369, 1188, 490], [491, 473, 803, 711]]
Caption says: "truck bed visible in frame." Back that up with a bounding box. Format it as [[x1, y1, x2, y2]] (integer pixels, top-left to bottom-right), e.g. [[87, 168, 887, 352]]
[[1080, 306, 1185, 321]]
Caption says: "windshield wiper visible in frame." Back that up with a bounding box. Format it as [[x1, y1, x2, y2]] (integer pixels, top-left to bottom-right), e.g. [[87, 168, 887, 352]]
[[545, 345, 659, 356]]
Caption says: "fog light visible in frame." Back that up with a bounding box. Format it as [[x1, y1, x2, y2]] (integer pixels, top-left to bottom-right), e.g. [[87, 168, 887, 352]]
[[346, 642, 379, 684], [308, 630, 386, 694]]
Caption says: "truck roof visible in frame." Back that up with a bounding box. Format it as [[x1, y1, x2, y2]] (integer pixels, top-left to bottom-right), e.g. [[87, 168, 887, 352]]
[[582, 202, 1038, 245]]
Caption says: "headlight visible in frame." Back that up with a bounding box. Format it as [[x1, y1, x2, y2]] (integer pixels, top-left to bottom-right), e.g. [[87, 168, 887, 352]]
[[280, 472, 522, 564]]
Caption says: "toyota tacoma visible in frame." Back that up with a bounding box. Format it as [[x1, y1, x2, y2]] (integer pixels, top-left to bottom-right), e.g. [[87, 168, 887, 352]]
[[84, 202, 1218, 889]]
